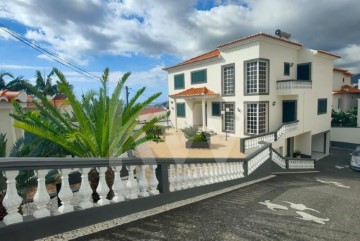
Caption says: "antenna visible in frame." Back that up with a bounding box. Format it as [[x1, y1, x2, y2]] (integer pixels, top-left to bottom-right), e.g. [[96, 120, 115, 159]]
[[275, 29, 291, 39]]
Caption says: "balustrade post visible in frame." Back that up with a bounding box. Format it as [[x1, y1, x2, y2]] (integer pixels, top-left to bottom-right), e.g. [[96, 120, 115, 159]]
[[96, 167, 110, 205], [2, 170, 23, 225], [149, 165, 160, 195], [197, 163, 204, 186], [218, 163, 223, 182], [213, 163, 219, 183], [175, 164, 182, 191], [33, 169, 51, 218], [58, 169, 74, 213], [182, 164, 189, 189], [111, 166, 125, 203], [168, 164, 175, 192], [78, 168, 94, 209], [203, 163, 209, 185], [187, 164, 194, 188], [193, 163, 199, 187], [137, 165, 150, 197], [209, 163, 214, 184], [126, 165, 138, 199]]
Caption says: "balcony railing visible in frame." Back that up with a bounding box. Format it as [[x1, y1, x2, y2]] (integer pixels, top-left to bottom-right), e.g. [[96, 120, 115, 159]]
[[271, 148, 316, 170], [277, 80, 312, 90], [240, 120, 299, 153], [0, 144, 272, 240]]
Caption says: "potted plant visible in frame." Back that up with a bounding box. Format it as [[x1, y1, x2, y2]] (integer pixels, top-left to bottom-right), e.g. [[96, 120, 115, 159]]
[[294, 150, 301, 158], [183, 127, 210, 148]]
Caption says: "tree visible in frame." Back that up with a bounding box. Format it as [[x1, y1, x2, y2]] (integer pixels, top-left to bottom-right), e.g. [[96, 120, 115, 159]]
[[10, 68, 162, 157], [35, 70, 58, 96], [0, 71, 14, 90]]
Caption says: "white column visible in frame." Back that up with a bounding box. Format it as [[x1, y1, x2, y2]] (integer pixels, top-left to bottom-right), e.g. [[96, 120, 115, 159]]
[[149, 165, 159, 195], [2, 170, 23, 225], [96, 167, 110, 205], [202, 98, 206, 131], [137, 165, 149, 197], [78, 168, 94, 209], [126, 165, 138, 199], [33, 169, 51, 218], [174, 98, 178, 131], [58, 169, 74, 213], [111, 166, 125, 203]]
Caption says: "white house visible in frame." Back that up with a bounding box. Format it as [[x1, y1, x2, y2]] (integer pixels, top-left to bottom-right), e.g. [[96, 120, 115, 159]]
[[164, 32, 340, 158], [332, 67, 360, 111]]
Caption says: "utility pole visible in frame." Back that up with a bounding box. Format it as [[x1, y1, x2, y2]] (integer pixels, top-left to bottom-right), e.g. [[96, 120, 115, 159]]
[[125, 86, 129, 107]]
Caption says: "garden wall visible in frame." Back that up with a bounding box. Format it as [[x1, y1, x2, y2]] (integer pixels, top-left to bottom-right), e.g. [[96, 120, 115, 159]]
[[330, 127, 360, 149]]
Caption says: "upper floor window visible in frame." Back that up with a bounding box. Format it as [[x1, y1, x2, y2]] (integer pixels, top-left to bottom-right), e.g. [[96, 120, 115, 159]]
[[245, 59, 269, 95], [297, 63, 311, 80], [245, 102, 268, 135], [318, 98, 327, 115], [174, 74, 185, 90], [222, 64, 235, 96], [191, 69, 207, 84], [284, 62, 290, 76], [176, 103, 186, 117]]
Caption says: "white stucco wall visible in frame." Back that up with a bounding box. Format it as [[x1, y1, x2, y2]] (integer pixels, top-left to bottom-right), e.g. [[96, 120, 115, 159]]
[[331, 127, 360, 145]]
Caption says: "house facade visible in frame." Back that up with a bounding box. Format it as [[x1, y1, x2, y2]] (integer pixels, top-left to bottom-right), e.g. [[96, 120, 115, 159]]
[[332, 67, 360, 111], [164, 33, 339, 157]]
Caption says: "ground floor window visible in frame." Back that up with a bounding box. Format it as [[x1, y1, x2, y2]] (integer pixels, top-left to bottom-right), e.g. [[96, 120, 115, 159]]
[[176, 103, 185, 117], [245, 102, 268, 135], [222, 103, 235, 133]]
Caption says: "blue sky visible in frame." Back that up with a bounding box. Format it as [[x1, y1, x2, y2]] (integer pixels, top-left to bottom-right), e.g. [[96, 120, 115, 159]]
[[1, 0, 360, 104]]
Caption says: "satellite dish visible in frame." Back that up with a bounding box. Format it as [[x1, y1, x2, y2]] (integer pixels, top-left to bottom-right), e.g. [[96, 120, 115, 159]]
[[275, 29, 291, 39]]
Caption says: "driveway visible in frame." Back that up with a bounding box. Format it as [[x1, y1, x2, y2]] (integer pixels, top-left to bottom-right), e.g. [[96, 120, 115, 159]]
[[73, 148, 360, 241]]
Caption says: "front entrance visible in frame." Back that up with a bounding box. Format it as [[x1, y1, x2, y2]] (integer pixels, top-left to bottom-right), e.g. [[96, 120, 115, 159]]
[[286, 137, 294, 157], [282, 100, 297, 123], [222, 103, 235, 133]]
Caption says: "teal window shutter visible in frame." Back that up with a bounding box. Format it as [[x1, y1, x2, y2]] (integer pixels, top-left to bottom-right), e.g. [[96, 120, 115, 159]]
[[174, 74, 185, 89], [212, 102, 221, 116], [191, 69, 207, 84], [176, 103, 186, 117]]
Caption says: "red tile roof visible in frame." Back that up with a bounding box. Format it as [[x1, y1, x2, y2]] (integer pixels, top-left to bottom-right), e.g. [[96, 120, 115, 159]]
[[140, 107, 167, 116], [317, 50, 341, 59], [169, 87, 218, 98], [217, 32, 304, 48], [0, 90, 27, 102], [333, 85, 360, 94], [333, 67, 353, 76], [163, 49, 220, 70]]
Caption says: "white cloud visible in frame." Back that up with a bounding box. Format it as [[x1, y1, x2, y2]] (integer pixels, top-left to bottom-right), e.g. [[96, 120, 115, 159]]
[[0, 0, 360, 72], [0, 64, 51, 70]]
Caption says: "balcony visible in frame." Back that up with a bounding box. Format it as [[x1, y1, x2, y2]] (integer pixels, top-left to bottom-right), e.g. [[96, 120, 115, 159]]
[[277, 80, 312, 95]]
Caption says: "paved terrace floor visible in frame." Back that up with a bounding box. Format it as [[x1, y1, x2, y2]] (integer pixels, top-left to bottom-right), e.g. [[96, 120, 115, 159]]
[[134, 128, 245, 158], [42, 148, 360, 241]]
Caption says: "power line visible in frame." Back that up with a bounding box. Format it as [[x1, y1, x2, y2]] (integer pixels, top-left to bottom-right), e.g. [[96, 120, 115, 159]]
[[0, 23, 101, 82]]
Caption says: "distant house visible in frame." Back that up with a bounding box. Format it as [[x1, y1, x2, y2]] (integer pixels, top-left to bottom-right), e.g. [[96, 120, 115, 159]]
[[0, 90, 70, 156], [332, 68, 360, 111], [164, 32, 339, 157]]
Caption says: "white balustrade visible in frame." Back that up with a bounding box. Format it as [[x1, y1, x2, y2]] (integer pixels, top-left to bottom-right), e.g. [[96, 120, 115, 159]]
[[203, 163, 209, 185], [187, 164, 194, 188], [2, 171, 23, 225], [208, 163, 214, 184], [168, 164, 175, 192], [197, 164, 204, 186], [248, 148, 270, 175], [272, 151, 287, 169], [149, 165, 159, 195], [193, 164, 199, 187], [137, 165, 150, 197], [288, 159, 315, 169], [175, 164, 182, 191], [213, 163, 219, 183], [95, 167, 110, 205], [126, 166, 138, 199], [78, 168, 94, 209], [33, 169, 51, 218], [182, 164, 189, 189], [58, 169, 75, 213], [111, 166, 125, 203]]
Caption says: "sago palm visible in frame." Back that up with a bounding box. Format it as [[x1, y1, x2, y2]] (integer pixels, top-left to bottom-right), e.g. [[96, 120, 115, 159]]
[[10, 67, 162, 157]]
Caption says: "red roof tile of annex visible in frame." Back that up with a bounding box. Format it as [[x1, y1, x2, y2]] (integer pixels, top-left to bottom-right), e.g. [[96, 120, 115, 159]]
[[169, 87, 218, 98], [333, 85, 360, 94], [163, 32, 340, 71]]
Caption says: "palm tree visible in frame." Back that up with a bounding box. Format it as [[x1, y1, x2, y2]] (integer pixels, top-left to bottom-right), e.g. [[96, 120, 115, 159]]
[[0, 71, 14, 90], [35, 70, 58, 96], [10, 68, 162, 157]]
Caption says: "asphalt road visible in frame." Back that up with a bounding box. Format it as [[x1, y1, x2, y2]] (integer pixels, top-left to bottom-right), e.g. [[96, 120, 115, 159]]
[[73, 148, 360, 241]]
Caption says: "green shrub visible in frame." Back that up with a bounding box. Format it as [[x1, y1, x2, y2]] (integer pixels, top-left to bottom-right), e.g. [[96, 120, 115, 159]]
[[182, 126, 198, 140], [191, 131, 210, 142], [0, 133, 7, 157], [146, 125, 165, 136]]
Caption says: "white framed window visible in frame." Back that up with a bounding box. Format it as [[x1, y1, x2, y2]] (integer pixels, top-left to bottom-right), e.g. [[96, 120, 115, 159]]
[[245, 59, 269, 95], [222, 64, 235, 95], [245, 102, 268, 135]]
